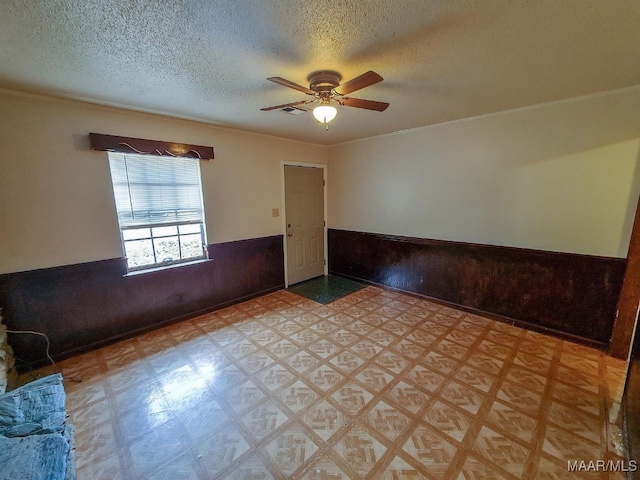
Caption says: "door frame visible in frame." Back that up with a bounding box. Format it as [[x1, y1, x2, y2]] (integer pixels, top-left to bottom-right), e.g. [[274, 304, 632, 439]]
[[281, 161, 328, 287]]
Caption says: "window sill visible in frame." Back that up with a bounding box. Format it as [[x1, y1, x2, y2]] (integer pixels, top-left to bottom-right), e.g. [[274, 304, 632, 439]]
[[123, 258, 212, 277]]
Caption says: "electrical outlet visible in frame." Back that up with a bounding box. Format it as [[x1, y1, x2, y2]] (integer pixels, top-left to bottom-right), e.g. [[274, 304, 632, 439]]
[[272, 208, 279, 217]]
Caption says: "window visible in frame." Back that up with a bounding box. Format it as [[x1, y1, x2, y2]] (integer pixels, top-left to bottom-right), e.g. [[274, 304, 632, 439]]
[[107, 152, 207, 271]]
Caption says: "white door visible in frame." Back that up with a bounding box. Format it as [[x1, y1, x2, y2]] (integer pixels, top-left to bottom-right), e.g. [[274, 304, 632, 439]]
[[284, 165, 325, 285]]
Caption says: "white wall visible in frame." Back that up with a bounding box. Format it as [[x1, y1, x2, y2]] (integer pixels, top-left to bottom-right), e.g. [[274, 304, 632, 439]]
[[0, 91, 327, 274], [328, 87, 640, 258], [3, 86, 640, 275]]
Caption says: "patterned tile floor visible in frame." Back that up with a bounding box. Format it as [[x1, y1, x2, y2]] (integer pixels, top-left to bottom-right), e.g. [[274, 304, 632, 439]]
[[19, 286, 629, 479]]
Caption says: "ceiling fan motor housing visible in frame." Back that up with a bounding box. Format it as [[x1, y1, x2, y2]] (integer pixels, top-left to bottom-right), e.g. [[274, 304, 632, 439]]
[[308, 71, 342, 93]]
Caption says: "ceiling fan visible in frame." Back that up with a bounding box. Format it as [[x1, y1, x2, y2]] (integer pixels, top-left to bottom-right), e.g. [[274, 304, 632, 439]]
[[261, 70, 389, 129]]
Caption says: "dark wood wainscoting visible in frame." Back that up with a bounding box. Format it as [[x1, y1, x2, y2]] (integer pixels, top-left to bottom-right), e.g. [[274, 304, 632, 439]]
[[0, 235, 284, 370], [328, 229, 626, 346]]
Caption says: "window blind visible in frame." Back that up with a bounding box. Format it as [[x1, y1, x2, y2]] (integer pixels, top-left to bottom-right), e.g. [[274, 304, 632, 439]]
[[108, 153, 204, 228]]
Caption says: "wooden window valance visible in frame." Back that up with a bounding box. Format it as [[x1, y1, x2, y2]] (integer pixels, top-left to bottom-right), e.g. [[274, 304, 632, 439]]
[[89, 133, 214, 160]]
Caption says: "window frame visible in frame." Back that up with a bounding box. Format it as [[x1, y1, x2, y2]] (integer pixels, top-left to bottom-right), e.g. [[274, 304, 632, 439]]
[[106, 151, 209, 272]]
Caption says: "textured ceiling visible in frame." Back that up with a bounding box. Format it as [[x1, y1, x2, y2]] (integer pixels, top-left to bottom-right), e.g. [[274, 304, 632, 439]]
[[1, 0, 639, 145]]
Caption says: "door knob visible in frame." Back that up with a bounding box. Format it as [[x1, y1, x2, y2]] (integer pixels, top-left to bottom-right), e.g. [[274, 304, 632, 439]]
[[287, 232, 293, 237]]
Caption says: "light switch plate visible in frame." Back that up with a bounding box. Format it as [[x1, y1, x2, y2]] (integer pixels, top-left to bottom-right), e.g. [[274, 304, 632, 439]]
[[272, 208, 279, 217]]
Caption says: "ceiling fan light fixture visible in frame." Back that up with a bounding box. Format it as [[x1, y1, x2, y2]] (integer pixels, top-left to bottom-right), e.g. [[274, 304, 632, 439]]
[[312, 104, 337, 124]]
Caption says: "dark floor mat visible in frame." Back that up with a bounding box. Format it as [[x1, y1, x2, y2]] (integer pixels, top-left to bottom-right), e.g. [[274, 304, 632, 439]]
[[287, 275, 366, 305]]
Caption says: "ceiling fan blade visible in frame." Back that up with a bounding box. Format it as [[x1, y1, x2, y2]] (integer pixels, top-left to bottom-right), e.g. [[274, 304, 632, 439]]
[[267, 77, 314, 95], [260, 100, 314, 111], [340, 97, 389, 112], [335, 70, 383, 95]]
